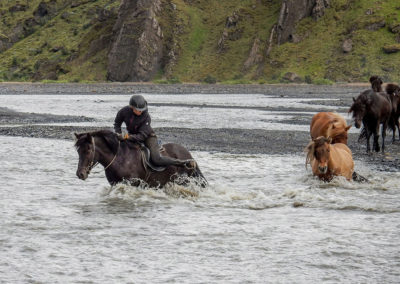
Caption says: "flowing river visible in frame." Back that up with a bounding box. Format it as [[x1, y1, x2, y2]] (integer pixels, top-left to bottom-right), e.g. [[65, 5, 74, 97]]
[[0, 90, 399, 283]]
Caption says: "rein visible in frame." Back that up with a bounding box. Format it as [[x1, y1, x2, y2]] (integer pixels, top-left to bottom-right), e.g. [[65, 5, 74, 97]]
[[88, 137, 120, 174]]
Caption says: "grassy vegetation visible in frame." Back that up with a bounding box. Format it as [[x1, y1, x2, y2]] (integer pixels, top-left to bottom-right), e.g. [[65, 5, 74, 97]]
[[0, 0, 399, 83]]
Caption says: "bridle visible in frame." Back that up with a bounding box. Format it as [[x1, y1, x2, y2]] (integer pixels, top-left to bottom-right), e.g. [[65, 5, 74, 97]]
[[83, 136, 120, 174]]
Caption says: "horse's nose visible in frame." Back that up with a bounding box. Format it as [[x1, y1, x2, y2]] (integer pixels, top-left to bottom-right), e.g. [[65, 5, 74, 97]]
[[318, 166, 328, 174], [77, 170, 87, 180]]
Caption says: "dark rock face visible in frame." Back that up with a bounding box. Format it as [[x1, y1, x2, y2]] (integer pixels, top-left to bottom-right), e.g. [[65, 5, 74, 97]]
[[277, 0, 330, 44], [107, 0, 164, 82]]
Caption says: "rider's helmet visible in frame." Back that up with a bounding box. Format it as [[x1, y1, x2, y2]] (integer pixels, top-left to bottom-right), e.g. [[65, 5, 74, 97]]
[[129, 95, 148, 112]]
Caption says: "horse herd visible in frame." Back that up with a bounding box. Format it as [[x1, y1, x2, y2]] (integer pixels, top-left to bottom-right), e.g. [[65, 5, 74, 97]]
[[75, 77, 400, 187], [307, 76, 400, 181]]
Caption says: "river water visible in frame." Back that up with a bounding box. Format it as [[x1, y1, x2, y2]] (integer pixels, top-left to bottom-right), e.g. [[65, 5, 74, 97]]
[[0, 92, 399, 283]]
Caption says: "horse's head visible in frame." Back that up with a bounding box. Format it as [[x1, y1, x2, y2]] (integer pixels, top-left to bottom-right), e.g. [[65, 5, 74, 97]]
[[306, 136, 332, 174], [328, 120, 351, 144], [349, 94, 368, 128], [74, 132, 96, 180]]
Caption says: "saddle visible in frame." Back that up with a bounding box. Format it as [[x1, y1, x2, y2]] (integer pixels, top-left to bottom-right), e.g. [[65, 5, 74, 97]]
[[139, 145, 167, 172]]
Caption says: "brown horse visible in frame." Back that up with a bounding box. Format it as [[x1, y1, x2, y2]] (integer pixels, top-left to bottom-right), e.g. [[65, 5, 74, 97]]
[[349, 89, 392, 152], [310, 112, 351, 144], [369, 75, 383, 92], [75, 130, 207, 187], [386, 83, 400, 142], [306, 136, 354, 181]]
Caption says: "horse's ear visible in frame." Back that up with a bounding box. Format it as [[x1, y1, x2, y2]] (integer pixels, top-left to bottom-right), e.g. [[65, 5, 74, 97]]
[[74, 133, 79, 139], [345, 125, 351, 131], [353, 97, 356, 102]]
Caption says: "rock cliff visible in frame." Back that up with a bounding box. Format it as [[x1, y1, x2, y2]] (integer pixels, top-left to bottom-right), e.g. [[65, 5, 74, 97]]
[[107, 0, 163, 82]]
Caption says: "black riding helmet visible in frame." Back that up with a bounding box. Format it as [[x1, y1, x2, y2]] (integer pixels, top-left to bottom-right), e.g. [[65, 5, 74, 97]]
[[129, 95, 148, 112]]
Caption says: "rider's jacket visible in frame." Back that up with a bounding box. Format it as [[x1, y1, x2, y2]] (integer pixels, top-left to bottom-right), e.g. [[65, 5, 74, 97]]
[[113, 106, 154, 143]]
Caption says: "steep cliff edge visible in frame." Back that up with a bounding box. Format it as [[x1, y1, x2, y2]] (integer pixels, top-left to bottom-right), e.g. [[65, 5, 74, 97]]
[[107, 0, 163, 81]]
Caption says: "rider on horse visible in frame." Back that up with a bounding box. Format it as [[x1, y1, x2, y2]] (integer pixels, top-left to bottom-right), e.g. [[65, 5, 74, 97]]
[[114, 95, 193, 168]]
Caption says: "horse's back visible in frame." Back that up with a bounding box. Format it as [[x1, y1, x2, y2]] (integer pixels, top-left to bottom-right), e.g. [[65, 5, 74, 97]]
[[161, 143, 193, 160], [330, 143, 354, 180], [310, 112, 348, 140]]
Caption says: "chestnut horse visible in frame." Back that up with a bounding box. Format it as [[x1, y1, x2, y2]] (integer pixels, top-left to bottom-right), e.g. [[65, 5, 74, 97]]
[[306, 136, 354, 181], [310, 112, 351, 144], [75, 130, 207, 187], [349, 89, 392, 152]]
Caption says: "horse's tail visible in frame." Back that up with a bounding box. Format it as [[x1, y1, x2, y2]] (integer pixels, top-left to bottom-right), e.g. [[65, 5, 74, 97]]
[[352, 171, 368, 183], [191, 162, 208, 187]]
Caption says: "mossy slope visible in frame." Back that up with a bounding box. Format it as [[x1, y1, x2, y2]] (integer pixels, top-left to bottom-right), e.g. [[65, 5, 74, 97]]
[[0, 0, 399, 83]]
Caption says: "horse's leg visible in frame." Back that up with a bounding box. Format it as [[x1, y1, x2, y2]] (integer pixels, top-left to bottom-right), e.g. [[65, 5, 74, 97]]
[[397, 119, 400, 142], [381, 122, 388, 152], [372, 123, 380, 152], [365, 127, 372, 153]]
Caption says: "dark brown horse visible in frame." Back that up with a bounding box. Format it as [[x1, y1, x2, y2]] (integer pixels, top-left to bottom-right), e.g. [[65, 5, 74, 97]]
[[75, 130, 207, 187], [369, 75, 383, 92], [349, 89, 392, 152], [386, 83, 400, 142]]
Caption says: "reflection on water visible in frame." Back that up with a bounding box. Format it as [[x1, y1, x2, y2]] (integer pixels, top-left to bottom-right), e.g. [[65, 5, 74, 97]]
[[1, 136, 399, 283]]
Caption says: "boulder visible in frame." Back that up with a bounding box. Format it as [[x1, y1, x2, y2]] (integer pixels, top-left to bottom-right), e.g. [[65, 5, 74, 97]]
[[389, 23, 400, 34], [382, 44, 400, 54], [365, 20, 385, 31], [342, 38, 352, 53], [283, 72, 302, 82]]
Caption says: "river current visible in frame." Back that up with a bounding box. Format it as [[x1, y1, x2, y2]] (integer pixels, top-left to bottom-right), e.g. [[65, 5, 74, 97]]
[[0, 92, 399, 283]]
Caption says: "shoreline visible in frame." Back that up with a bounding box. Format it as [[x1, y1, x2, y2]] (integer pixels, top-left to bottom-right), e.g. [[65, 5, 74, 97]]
[[0, 82, 371, 96]]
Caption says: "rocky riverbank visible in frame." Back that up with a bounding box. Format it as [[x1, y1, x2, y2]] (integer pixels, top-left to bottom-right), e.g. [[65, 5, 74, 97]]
[[0, 83, 399, 171]]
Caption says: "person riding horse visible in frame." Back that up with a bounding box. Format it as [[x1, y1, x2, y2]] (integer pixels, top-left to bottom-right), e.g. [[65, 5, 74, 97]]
[[114, 95, 193, 168]]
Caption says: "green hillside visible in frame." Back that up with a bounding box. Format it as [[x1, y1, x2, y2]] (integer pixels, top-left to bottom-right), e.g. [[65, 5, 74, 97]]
[[0, 0, 399, 83]]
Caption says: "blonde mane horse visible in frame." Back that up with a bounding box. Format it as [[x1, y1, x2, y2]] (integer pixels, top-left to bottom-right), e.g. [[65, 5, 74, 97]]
[[306, 136, 354, 181], [310, 112, 351, 144]]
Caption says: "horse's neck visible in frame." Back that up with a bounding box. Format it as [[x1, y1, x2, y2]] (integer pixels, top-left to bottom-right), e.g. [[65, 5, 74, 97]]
[[94, 137, 116, 167]]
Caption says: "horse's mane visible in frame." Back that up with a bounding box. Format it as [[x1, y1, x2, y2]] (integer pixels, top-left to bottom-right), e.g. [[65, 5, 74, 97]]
[[74, 129, 120, 153], [305, 136, 330, 168], [326, 117, 347, 139]]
